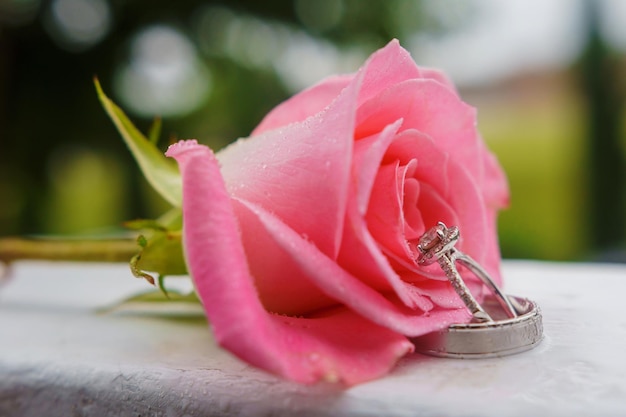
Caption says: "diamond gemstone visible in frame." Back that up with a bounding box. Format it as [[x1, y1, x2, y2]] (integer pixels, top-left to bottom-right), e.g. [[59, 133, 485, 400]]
[[417, 222, 461, 265], [418, 223, 445, 253]]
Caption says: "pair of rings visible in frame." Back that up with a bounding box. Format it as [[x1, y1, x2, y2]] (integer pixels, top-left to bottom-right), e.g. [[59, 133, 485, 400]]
[[411, 222, 543, 358]]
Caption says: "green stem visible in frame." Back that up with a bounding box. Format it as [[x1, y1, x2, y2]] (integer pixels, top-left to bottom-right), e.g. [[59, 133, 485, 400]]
[[0, 237, 139, 264]]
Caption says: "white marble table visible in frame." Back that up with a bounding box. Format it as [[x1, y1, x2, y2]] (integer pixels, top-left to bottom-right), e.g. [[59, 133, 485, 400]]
[[1, 260, 625, 417]]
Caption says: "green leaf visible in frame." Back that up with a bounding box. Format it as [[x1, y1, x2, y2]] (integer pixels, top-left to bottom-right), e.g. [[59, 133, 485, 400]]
[[156, 207, 183, 230], [95, 78, 182, 207], [129, 228, 187, 284], [123, 208, 186, 286], [148, 116, 162, 145]]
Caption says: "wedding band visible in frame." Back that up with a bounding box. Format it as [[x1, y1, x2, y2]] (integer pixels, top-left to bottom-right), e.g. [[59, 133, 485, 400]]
[[413, 222, 543, 357], [412, 295, 543, 358]]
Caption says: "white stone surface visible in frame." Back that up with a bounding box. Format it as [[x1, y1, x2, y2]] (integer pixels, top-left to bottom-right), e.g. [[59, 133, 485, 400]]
[[1, 260, 626, 416]]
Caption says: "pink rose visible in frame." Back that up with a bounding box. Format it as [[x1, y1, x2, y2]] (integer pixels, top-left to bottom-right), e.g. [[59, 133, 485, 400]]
[[165, 40, 509, 385]]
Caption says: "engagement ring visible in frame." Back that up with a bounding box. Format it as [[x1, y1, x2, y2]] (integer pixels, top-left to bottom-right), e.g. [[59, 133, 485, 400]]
[[412, 222, 543, 358]]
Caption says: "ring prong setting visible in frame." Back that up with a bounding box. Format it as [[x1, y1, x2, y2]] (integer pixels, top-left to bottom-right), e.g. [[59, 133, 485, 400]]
[[417, 222, 459, 265]]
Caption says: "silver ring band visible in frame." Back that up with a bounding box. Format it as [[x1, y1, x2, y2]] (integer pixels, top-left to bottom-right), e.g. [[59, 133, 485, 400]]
[[412, 295, 543, 358]]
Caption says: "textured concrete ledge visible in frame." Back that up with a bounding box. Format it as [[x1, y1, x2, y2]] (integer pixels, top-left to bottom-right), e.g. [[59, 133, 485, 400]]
[[1, 261, 626, 416]]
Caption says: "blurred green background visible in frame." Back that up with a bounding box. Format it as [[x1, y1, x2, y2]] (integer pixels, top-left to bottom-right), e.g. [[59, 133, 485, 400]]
[[0, 0, 624, 261]]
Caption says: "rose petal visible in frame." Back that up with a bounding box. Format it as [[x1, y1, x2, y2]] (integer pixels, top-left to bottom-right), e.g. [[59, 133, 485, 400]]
[[252, 75, 353, 135], [236, 197, 470, 335], [402, 176, 425, 240], [339, 201, 437, 311], [233, 196, 337, 315], [338, 119, 427, 307], [365, 160, 415, 263], [419, 67, 458, 93], [396, 274, 465, 309], [416, 183, 461, 242], [356, 78, 483, 183], [480, 138, 511, 208], [216, 76, 360, 257], [356, 39, 422, 106], [378, 179, 461, 284], [356, 58, 509, 212], [274, 309, 416, 385], [352, 119, 403, 214], [166, 139, 415, 385]]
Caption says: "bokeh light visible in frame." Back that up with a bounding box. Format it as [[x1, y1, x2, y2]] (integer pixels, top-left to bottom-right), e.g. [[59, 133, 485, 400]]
[[114, 25, 211, 118], [44, 0, 111, 52]]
